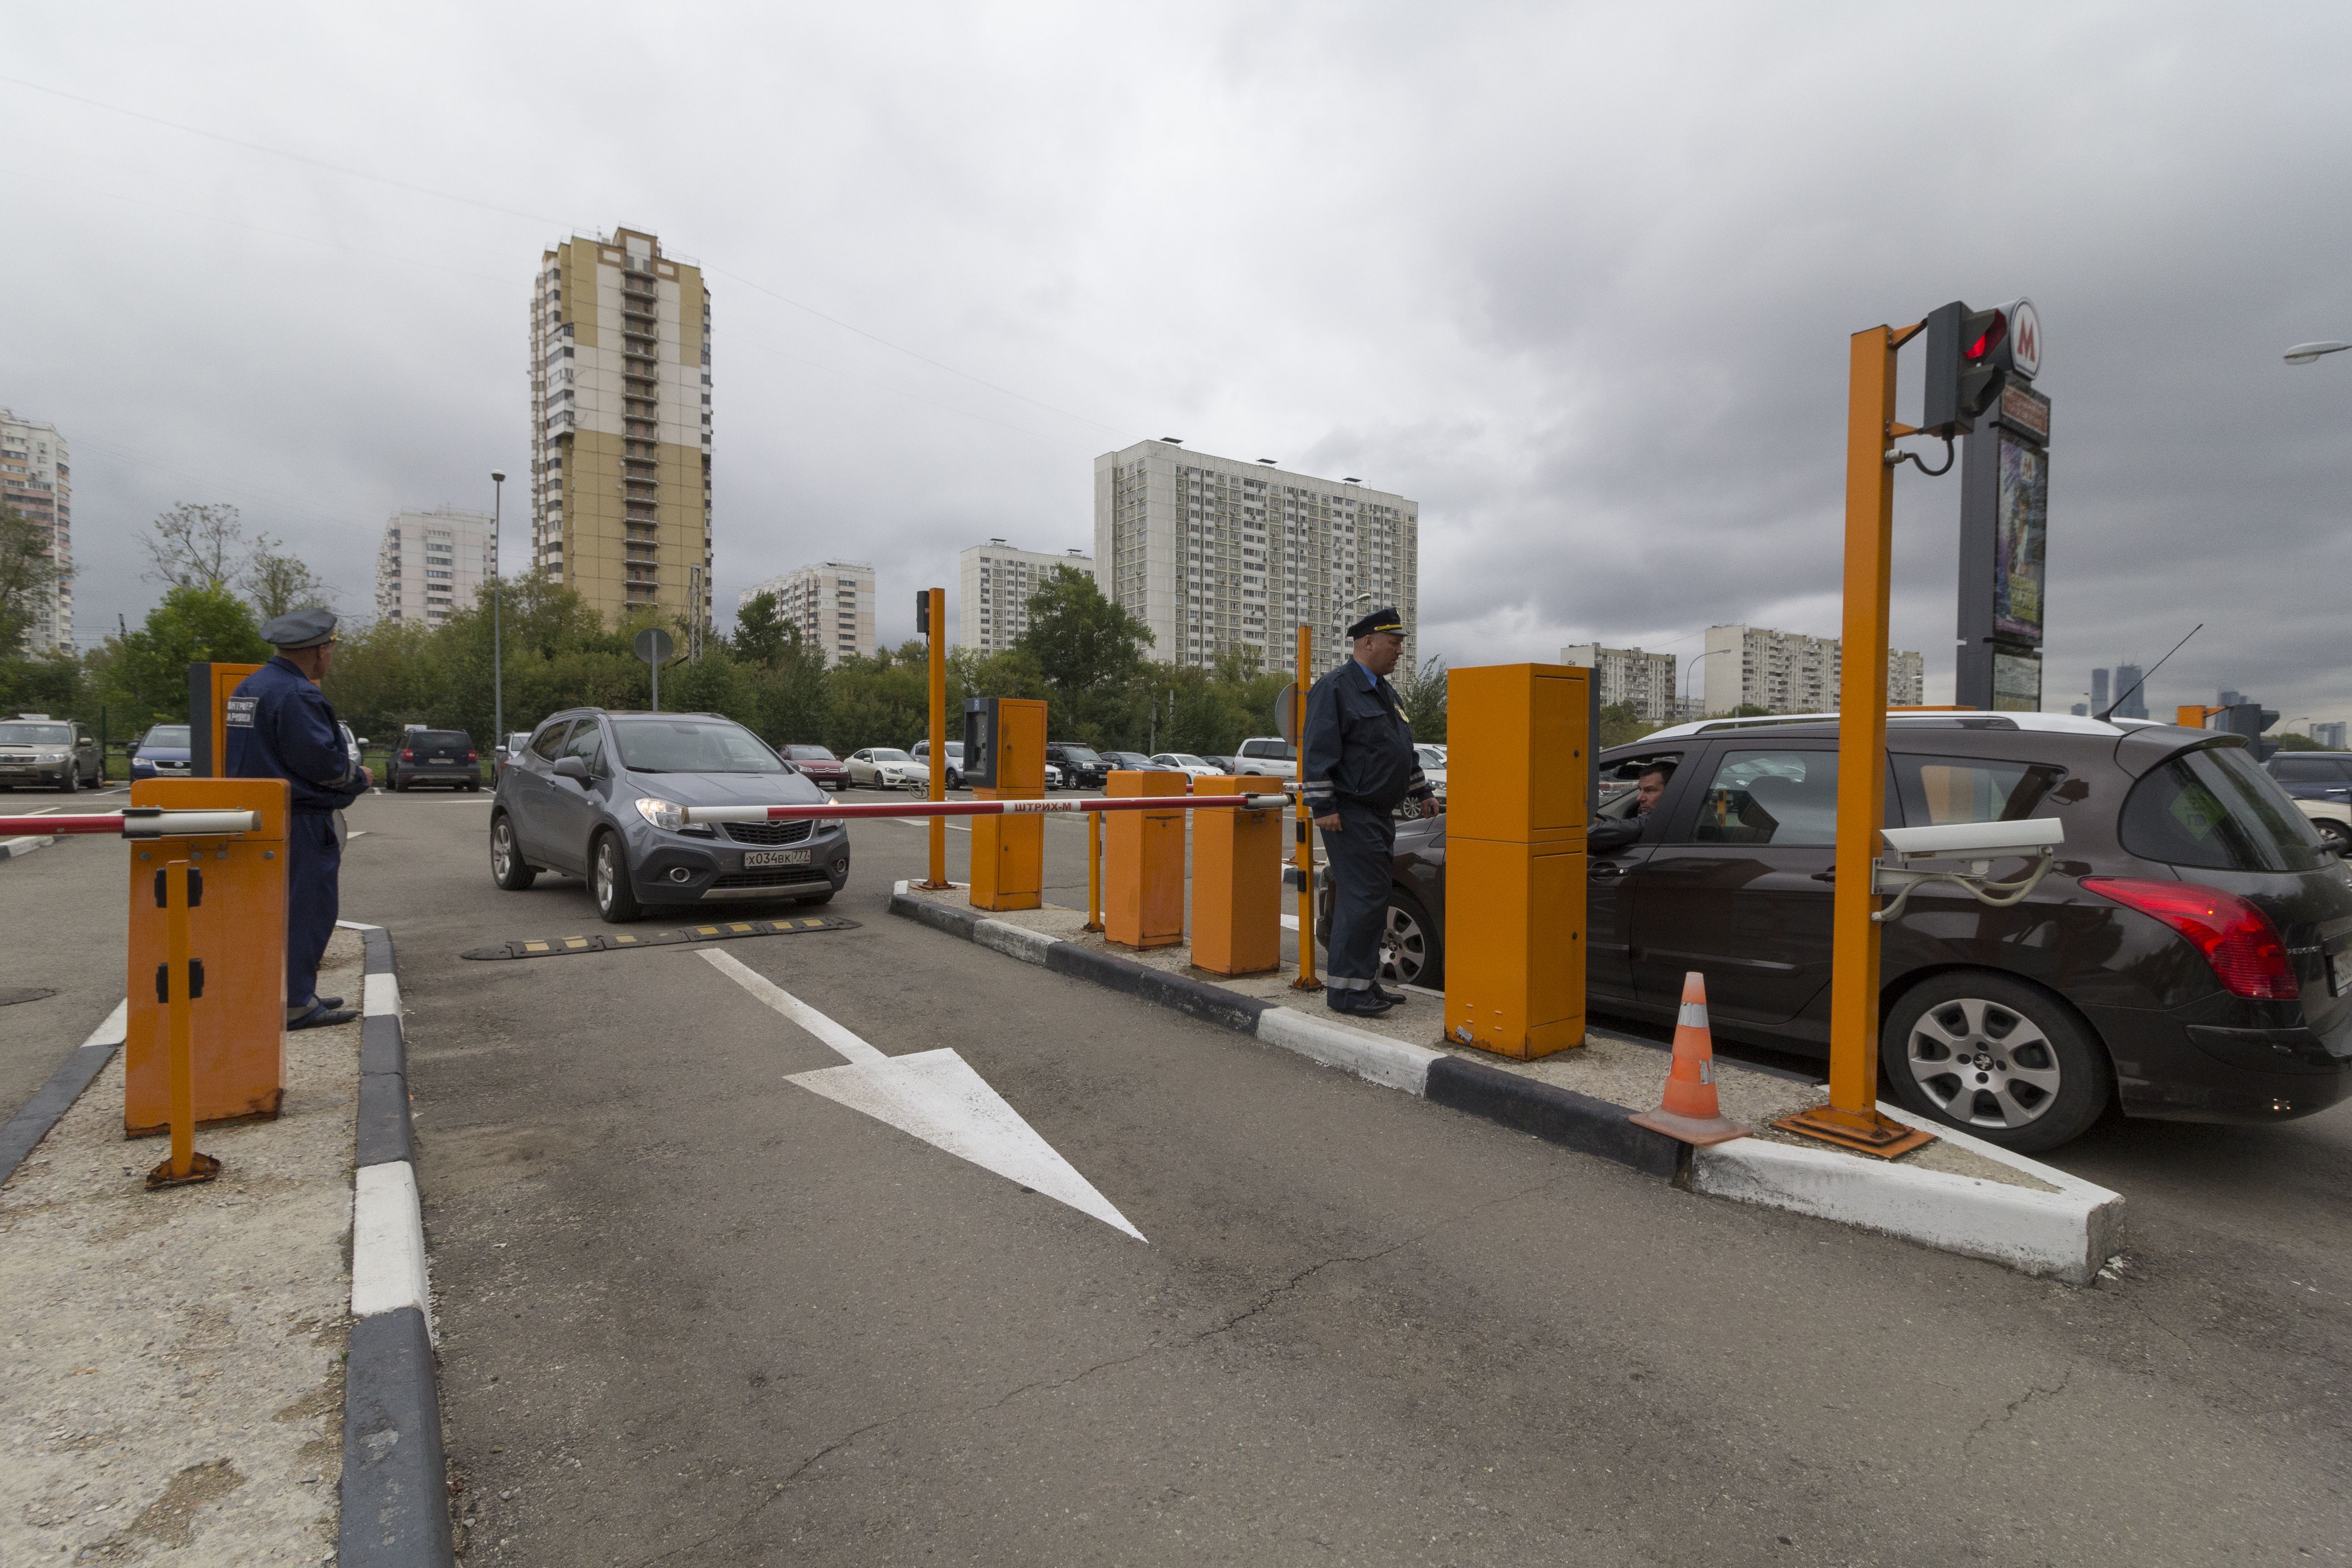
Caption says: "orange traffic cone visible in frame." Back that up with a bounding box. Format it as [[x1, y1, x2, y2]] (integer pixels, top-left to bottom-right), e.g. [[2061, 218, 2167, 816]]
[[1628, 972, 1748, 1146]]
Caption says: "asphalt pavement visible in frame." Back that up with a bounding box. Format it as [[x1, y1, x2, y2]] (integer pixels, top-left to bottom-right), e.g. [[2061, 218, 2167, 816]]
[[7, 783, 2352, 1564]]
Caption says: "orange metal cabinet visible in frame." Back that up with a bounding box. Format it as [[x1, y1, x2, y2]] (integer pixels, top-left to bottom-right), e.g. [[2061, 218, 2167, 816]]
[[1447, 663, 1590, 846], [187, 661, 264, 778], [123, 778, 289, 1135], [970, 698, 1046, 911], [1443, 663, 1590, 1058], [1191, 775, 1281, 976], [1105, 769, 1186, 950]]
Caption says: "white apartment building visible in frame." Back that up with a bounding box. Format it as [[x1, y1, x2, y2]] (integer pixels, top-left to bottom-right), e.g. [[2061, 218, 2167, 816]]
[[1, 410, 71, 653], [1094, 440, 1418, 672], [1560, 644, 1679, 724], [374, 508, 499, 628], [739, 562, 876, 665], [958, 540, 1093, 654], [1702, 623, 1925, 715]]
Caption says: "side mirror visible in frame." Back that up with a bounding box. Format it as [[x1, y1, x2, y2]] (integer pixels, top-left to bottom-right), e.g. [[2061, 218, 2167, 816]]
[[358, 737, 371, 748], [553, 756, 590, 783]]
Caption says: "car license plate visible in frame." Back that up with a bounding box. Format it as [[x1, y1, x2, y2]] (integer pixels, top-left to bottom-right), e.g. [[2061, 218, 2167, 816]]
[[743, 848, 810, 868], [2332, 949, 2350, 999]]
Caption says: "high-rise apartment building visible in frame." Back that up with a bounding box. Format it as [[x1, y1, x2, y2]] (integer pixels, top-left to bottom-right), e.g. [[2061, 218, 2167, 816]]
[[374, 508, 498, 628], [1559, 644, 1679, 724], [1, 410, 71, 652], [1094, 440, 1417, 672], [958, 540, 1093, 654], [739, 562, 876, 665], [529, 227, 711, 630], [2111, 664, 2148, 720], [2311, 722, 2346, 749], [1701, 624, 1925, 715], [2090, 668, 2110, 714]]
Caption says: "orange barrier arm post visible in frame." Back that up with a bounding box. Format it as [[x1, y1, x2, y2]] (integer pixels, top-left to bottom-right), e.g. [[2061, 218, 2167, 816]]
[[1105, 769, 1186, 949], [1290, 625, 1318, 990], [1444, 664, 1588, 1058], [125, 779, 289, 1137], [969, 698, 1045, 911], [1192, 774, 1281, 976], [1084, 810, 1104, 932], [921, 588, 951, 889], [1774, 325, 1937, 1157], [147, 858, 222, 1188]]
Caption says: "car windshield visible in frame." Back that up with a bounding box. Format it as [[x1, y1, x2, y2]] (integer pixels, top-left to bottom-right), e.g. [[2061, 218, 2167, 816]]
[[1417, 746, 1446, 767], [869, 749, 911, 763], [785, 745, 837, 760], [140, 726, 191, 748], [1168, 755, 1208, 767], [2121, 744, 2327, 873], [1059, 745, 1102, 764], [0, 724, 71, 744], [612, 718, 786, 774]]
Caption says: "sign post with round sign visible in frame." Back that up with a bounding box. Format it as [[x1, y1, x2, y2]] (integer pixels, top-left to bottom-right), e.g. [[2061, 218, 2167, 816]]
[[635, 626, 676, 712]]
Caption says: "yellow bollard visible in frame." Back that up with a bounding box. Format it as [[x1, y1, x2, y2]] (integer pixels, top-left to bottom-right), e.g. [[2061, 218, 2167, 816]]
[[1191, 775, 1281, 976], [1104, 769, 1186, 949], [146, 857, 221, 1189], [1084, 810, 1104, 932]]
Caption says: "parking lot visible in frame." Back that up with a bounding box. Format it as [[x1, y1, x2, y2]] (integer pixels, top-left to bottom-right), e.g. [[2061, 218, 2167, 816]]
[[5, 783, 2352, 1564]]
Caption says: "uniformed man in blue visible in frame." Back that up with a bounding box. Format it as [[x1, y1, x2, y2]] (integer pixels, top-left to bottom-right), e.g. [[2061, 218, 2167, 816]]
[[227, 608, 372, 1029], [1302, 607, 1441, 1016]]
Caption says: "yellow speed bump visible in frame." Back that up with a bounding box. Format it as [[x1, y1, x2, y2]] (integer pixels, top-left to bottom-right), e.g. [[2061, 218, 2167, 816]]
[[462, 916, 857, 961]]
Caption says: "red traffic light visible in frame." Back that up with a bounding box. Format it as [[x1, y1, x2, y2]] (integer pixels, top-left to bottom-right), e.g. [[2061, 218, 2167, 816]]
[[1964, 311, 2009, 363]]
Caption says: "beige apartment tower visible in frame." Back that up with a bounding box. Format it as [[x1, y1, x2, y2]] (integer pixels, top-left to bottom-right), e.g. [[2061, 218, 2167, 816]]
[[529, 227, 711, 629], [1, 410, 71, 653], [739, 563, 877, 666], [958, 540, 1093, 654]]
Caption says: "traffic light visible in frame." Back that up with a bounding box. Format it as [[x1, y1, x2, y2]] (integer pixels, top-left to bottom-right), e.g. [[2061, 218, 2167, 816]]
[[915, 589, 931, 636], [1920, 301, 2009, 437], [2222, 703, 2281, 761]]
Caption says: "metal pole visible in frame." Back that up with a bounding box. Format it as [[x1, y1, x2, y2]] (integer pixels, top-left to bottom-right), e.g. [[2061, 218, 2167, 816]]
[[1291, 622, 1318, 990], [924, 587, 948, 889], [1085, 810, 1103, 932], [1774, 325, 1933, 1158], [490, 471, 505, 752], [147, 858, 219, 1188], [651, 657, 659, 714]]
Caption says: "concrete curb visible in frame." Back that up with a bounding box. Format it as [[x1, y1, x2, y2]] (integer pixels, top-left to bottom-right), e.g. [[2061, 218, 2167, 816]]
[[887, 884, 2123, 1277], [0, 1000, 127, 1186], [1691, 1104, 2123, 1284], [336, 919, 455, 1568], [0, 832, 56, 862]]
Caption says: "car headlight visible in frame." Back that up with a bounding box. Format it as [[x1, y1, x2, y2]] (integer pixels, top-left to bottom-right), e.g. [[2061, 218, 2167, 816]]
[[39, 751, 66, 762], [634, 797, 686, 831]]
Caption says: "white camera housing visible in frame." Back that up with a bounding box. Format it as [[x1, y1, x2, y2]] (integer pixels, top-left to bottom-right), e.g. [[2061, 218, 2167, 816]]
[[1881, 818, 2064, 862]]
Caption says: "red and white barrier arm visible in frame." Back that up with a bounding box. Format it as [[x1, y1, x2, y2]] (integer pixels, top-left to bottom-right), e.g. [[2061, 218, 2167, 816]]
[[0, 808, 261, 838], [679, 792, 1289, 826]]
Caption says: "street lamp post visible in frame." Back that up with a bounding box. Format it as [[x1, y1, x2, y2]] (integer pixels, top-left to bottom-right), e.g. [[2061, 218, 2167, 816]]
[[2284, 341, 2351, 366], [490, 471, 505, 758]]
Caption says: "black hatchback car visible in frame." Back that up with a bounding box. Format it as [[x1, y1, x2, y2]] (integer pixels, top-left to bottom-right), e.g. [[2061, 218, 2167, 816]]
[[491, 709, 850, 922], [391, 728, 481, 791], [1327, 712, 2352, 1152], [1046, 741, 1108, 791]]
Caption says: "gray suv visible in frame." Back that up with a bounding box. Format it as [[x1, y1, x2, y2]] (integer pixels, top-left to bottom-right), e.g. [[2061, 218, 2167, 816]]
[[490, 709, 850, 922], [0, 715, 102, 792]]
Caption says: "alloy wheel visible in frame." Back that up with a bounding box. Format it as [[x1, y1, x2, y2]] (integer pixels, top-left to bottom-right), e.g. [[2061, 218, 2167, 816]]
[[1378, 904, 1433, 987], [596, 840, 616, 912], [1902, 996, 2063, 1130], [492, 821, 514, 879]]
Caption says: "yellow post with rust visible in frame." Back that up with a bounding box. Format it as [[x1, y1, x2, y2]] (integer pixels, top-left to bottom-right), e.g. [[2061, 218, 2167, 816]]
[[1085, 810, 1103, 932], [148, 858, 220, 1189], [923, 587, 949, 890], [1290, 623, 1318, 990], [1773, 325, 1935, 1158]]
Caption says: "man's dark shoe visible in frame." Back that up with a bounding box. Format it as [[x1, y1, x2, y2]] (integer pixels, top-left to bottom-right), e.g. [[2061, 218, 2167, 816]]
[[1326, 989, 1396, 1017], [316, 996, 344, 1011], [1370, 982, 1409, 1005], [289, 1004, 360, 1030]]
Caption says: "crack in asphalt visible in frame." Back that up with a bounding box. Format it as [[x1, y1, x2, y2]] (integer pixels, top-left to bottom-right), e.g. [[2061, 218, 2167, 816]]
[[624, 1176, 1566, 1566], [1964, 1363, 2078, 1452]]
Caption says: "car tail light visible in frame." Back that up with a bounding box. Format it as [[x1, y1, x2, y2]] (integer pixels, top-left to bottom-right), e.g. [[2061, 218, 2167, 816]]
[[400, 749, 414, 760], [467, 750, 478, 762], [2081, 877, 2299, 999]]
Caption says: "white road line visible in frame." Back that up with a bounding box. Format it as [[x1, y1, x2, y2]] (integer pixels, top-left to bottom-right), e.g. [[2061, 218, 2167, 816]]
[[81, 999, 128, 1050], [1280, 914, 1300, 931], [348, 830, 368, 838], [701, 949, 885, 1064]]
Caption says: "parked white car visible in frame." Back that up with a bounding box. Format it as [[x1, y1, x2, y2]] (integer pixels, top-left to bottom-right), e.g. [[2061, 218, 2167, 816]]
[[1231, 738, 1297, 779], [908, 739, 967, 788], [846, 747, 925, 789], [1415, 743, 1448, 798], [2295, 796, 2352, 851], [1150, 752, 1222, 780]]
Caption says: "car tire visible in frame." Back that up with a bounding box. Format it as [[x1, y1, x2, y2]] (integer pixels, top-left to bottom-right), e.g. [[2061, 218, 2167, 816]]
[[1311, 883, 1444, 990], [1880, 971, 2113, 1153], [58, 764, 77, 795], [592, 831, 644, 923], [2318, 818, 2352, 851], [490, 813, 538, 892]]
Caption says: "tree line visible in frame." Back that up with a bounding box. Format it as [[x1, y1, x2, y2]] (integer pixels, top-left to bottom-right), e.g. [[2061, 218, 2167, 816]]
[[0, 503, 1450, 755]]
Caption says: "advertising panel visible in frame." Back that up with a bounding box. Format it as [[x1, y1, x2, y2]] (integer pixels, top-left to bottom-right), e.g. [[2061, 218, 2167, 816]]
[[1994, 438, 2048, 645]]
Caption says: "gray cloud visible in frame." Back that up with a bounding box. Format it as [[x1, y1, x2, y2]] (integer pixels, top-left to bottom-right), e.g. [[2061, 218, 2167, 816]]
[[4, 2, 2348, 724]]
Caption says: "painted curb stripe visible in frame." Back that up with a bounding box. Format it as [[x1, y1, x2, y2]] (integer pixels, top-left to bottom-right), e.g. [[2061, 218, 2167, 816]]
[[338, 1307, 455, 1568], [0, 1000, 129, 1186], [351, 1161, 432, 1324]]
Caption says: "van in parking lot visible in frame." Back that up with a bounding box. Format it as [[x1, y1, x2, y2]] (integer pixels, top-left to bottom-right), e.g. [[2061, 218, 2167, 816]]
[[1323, 711, 2352, 1152]]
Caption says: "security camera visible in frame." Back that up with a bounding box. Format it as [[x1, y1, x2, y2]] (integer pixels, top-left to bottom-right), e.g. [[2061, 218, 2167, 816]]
[[1881, 818, 2064, 863]]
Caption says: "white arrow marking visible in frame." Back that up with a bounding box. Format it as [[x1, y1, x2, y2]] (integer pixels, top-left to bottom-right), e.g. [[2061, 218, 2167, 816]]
[[700, 950, 1145, 1240]]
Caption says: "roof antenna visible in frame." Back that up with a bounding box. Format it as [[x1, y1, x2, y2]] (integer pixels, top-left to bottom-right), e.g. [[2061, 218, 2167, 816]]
[[2097, 623, 2201, 721]]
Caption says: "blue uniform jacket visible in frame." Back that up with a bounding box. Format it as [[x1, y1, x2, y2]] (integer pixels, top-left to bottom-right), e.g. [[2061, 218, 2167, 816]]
[[1301, 659, 1431, 815], [225, 657, 365, 814]]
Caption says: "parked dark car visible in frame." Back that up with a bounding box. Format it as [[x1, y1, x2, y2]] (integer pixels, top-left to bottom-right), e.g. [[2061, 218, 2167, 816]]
[[782, 743, 850, 790], [2265, 751, 2352, 804], [1045, 741, 1108, 791], [491, 709, 848, 923], [0, 715, 102, 792], [130, 723, 194, 782], [1101, 751, 1159, 772], [391, 728, 481, 791], [1323, 712, 2352, 1152]]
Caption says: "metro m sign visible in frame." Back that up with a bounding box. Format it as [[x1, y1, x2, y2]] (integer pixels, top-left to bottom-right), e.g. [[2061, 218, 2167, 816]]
[[2002, 297, 2042, 380]]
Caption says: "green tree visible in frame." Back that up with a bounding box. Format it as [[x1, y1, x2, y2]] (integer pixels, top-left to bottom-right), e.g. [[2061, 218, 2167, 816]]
[[108, 588, 270, 723], [2273, 731, 2327, 751], [1392, 654, 1448, 743], [823, 642, 930, 754], [1598, 701, 1665, 749], [1015, 566, 1153, 743], [734, 591, 789, 666], [0, 504, 64, 657], [143, 503, 248, 593], [243, 538, 335, 620]]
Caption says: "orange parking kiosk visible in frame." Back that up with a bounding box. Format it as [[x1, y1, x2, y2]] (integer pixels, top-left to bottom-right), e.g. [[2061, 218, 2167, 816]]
[[1191, 774, 1282, 975], [1105, 769, 1186, 950], [1444, 663, 1590, 1059], [123, 777, 290, 1135], [969, 697, 1046, 911], [187, 660, 265, 777]]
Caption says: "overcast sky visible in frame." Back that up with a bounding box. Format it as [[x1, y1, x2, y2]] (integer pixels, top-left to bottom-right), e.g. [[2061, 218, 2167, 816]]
[[5, 3, 2349, 723]]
